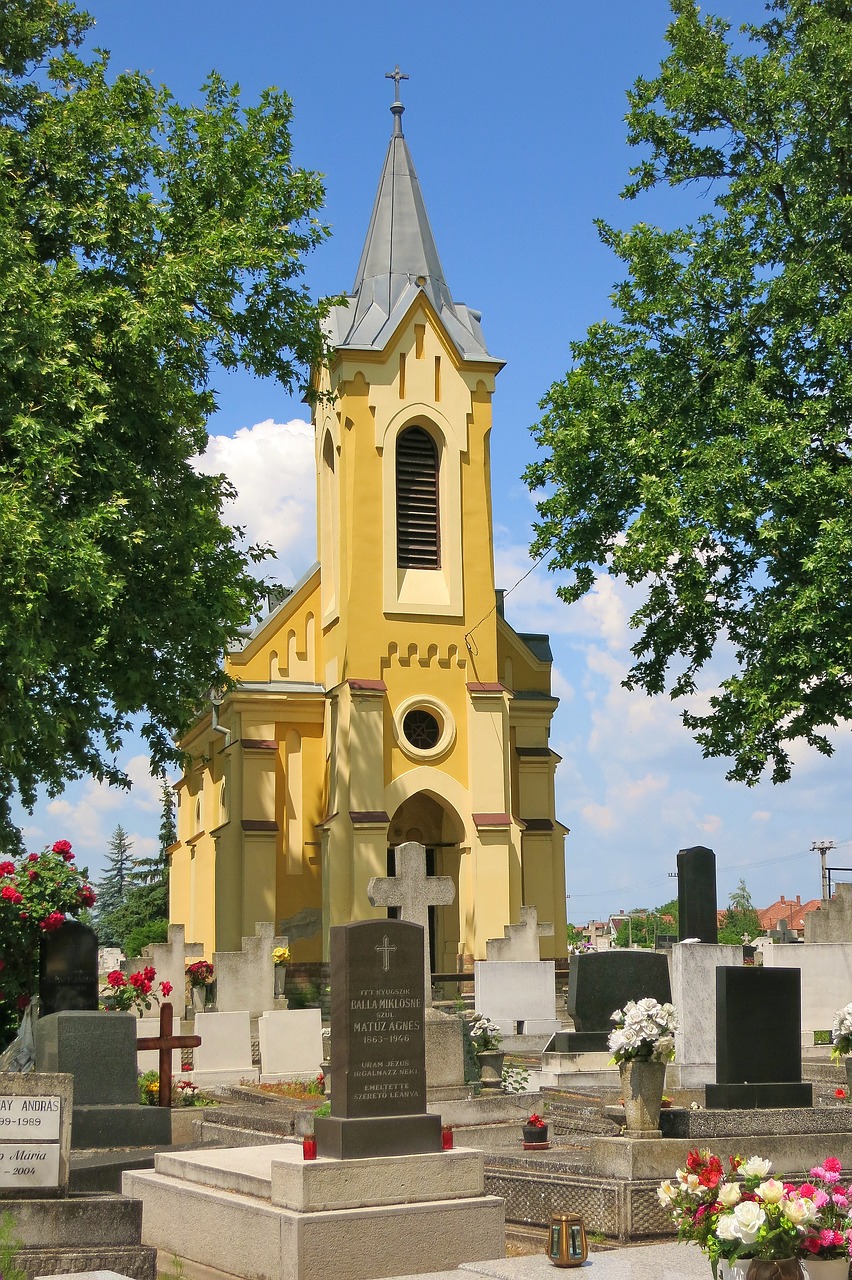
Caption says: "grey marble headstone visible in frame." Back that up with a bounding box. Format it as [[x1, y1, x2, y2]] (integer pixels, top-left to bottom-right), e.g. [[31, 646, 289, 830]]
[[315, 919, 441, 1158], [39, 921, 98, 1016]]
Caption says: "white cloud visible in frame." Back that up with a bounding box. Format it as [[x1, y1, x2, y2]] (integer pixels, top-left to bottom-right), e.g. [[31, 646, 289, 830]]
[[195, 418, 316, 585], [751, 810, 771, 823]]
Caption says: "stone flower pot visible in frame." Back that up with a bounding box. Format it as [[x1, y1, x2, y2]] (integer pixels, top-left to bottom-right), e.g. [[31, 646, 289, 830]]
[[618, 1057, 666, 1132], [274, 965, 287, 998], [190, 985, 208, 1014], [477, 1049, 505, 1090]]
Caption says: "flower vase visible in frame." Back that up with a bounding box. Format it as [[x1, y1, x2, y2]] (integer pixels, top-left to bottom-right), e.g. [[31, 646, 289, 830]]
[[191, 985, 207, 1014], [746, 1261, 804, 1280], [845, 1057, 852, 1093], [477, 1049, 505, 1090], [718, 1262, 752, 1280], [522, 1124, 548, 1144], [716, 1259, 752, 1280], [274, 965, 287, 998], [802, 1260, 850, 1280], [618, 1058, 666, 1132]]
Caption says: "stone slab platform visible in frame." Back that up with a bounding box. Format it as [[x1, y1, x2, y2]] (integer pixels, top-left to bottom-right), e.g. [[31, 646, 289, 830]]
[[124, 1144, 504, 1280], [397, 1242, 707, 1278], [3, 1196, 155, 1280], [590, 1130, 852, 1180], [660, 1104, 852, 1138]]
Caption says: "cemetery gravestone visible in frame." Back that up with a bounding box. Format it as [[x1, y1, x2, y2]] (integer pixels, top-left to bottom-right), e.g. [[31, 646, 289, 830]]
[[0, 1073, 72, 1197], [549, 950, 672, 1053], [315, 918, 441, 1159], [191, 1011, 257, 1085], [706, 967, 813, 1109], [39, 921, 98, 1016], [258, 1009, 323, 1082], [677, 845, 718, 944]]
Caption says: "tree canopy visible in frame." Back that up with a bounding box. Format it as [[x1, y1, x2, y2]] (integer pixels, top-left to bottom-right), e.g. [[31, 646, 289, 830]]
[[718, 878, 762, 943], [0, 0, 331, 839], [526, 0, 852, 786]]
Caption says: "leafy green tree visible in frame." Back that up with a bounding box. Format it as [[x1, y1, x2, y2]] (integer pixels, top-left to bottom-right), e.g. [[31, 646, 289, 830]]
[[613, 898, 678, 948], [0, 1, 332, 842], [526, 0, 852, 786], [123, 918, 169, 959], [719, 878, 762, 944]]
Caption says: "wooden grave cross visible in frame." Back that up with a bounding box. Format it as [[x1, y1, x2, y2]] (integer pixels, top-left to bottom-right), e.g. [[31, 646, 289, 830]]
[[136, 1001, 201, 1108]]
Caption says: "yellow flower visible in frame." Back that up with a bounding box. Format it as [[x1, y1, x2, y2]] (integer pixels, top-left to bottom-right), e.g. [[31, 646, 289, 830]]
[[272, 946, 290, 965]]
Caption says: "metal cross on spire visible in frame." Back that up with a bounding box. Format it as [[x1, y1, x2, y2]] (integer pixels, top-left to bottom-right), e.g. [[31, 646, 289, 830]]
[[385, 66, 409, 136], [385, 65, 409, 102]]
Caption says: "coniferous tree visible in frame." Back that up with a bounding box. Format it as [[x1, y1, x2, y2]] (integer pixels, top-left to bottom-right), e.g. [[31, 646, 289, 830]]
[[94, 825, 134, 942]]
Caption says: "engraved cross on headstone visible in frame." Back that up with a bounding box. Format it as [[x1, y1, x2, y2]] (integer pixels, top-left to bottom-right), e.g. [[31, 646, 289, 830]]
[[375, 934, 397, 971], [367, 841, 455, 1006]]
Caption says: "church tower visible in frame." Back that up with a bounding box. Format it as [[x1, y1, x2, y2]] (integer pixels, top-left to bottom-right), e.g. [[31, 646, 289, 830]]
[[168, 82, 568, 968]]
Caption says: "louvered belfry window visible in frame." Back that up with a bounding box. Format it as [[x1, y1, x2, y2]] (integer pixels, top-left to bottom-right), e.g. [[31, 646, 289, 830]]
[[396, 426, 440, 568]]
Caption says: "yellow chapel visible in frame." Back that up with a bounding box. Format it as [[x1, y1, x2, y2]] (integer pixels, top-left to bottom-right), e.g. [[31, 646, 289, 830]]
[[168, 86, 569, 970]]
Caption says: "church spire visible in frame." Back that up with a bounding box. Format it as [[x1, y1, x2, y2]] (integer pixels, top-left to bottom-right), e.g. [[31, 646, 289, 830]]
[[328, 74, 500, 364]]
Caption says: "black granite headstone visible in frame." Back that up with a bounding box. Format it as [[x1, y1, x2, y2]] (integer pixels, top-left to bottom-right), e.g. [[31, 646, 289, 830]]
[[677, 845, 718, 944], [705, 967, 812, 1109], [315, 919, 441, 1159], [549, 950, 672, 1053], [39, 921, 98, 1016]]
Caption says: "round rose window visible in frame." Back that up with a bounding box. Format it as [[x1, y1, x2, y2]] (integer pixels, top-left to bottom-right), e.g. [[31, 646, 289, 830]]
[[402, 708, 441, 751]]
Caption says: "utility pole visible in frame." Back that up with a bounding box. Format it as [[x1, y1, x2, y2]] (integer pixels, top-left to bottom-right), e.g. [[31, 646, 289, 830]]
[[811, 839, 836, 901]]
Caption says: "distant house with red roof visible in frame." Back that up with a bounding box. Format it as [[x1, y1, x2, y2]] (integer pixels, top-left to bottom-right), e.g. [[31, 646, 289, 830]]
[[757, 894, 821, 939]]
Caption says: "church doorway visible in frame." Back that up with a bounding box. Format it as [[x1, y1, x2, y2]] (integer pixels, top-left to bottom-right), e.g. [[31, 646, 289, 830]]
[[386, 791, 463, 974]]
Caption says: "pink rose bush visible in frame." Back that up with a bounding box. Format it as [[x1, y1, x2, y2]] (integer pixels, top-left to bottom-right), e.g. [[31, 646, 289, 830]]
[[0, 840, 95, 1046], [659, 1149, 852, 1269]]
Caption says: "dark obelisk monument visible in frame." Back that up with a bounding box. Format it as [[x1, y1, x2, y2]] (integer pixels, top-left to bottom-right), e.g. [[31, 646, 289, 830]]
[[677, 845, 718, 944], [315, 919, 442, 1159]]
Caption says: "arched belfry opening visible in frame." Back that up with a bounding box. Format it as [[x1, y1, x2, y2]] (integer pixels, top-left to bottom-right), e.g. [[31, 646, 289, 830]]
[[387, 792, 463, 973], [396, 424, 440, 568]]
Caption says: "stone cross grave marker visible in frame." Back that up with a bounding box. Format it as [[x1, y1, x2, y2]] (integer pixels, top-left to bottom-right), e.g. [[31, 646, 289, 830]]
[[485, 905, 555, 962], [39, 920, 99, 1016], [0, 1072, 72, 1197], [137, 1002, 201, 1107], [367, 841, 454, 1006]]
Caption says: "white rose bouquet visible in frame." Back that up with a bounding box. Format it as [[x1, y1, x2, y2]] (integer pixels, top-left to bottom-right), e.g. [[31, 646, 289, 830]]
[[831, 1002, 852, 1060], [607, 996, 678, 1064]]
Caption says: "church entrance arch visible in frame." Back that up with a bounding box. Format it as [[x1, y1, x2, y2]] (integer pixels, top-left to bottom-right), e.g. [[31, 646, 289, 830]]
[[387, 792, 463, 975]]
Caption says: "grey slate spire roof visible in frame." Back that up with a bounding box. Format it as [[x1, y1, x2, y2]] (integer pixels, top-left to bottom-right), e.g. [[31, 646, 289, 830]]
[[328, 87, 500, 364]]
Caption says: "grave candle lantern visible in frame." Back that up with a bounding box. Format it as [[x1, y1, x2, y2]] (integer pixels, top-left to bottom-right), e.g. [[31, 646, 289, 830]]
[[441, 1125, 453, 1150], [546, 1212, 587, 1267], [302, 1135, 317, 1160]]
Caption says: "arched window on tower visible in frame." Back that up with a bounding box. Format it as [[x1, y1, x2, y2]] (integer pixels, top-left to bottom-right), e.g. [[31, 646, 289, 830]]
[[396, 425, 440, 568]]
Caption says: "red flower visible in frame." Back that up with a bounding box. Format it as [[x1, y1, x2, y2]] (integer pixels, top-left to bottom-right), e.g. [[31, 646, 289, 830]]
[[800, 1183, 817, 1198], [52, 840, 72, 855], [802, 1237, 821, 1255], [77, 885, 96, 908], [40, 912, 66, 932], [19, 910, 28, 920], [1, 885, 23, 904], [0, 860, 15, 876], [27, 853, 39, 863], [824, 1157, 843, 1174], [836, 1088, 847, 1100], [107, 971, 126, 988], [160, 981, 173, 996], [27, 868, 38, 880], [142, 965, 156, 982], [16, 994, 30, 1011]]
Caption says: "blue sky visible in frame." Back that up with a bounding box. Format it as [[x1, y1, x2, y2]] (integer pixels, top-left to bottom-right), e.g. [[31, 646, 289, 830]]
[[16, 0, 852, 926]]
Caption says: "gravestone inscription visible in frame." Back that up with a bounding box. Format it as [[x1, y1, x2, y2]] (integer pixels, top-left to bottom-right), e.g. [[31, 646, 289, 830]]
[[0, 1072, 72, 1197], [315, 918, 441, 1158], [39, 920, 98, 1016]]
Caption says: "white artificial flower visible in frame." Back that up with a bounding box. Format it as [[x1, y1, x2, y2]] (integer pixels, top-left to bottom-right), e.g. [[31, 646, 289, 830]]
[[740, 1156, 772, 1178], [732, 1200, 766, 1243], [637, 997, 658, 1012], [657, 1180, 677, 1206], [715, 1213, 740, 1241], [717, 1183, 742, 1208], [782, 1197, 817, 1227], [756, 1179, 785, 1204]]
